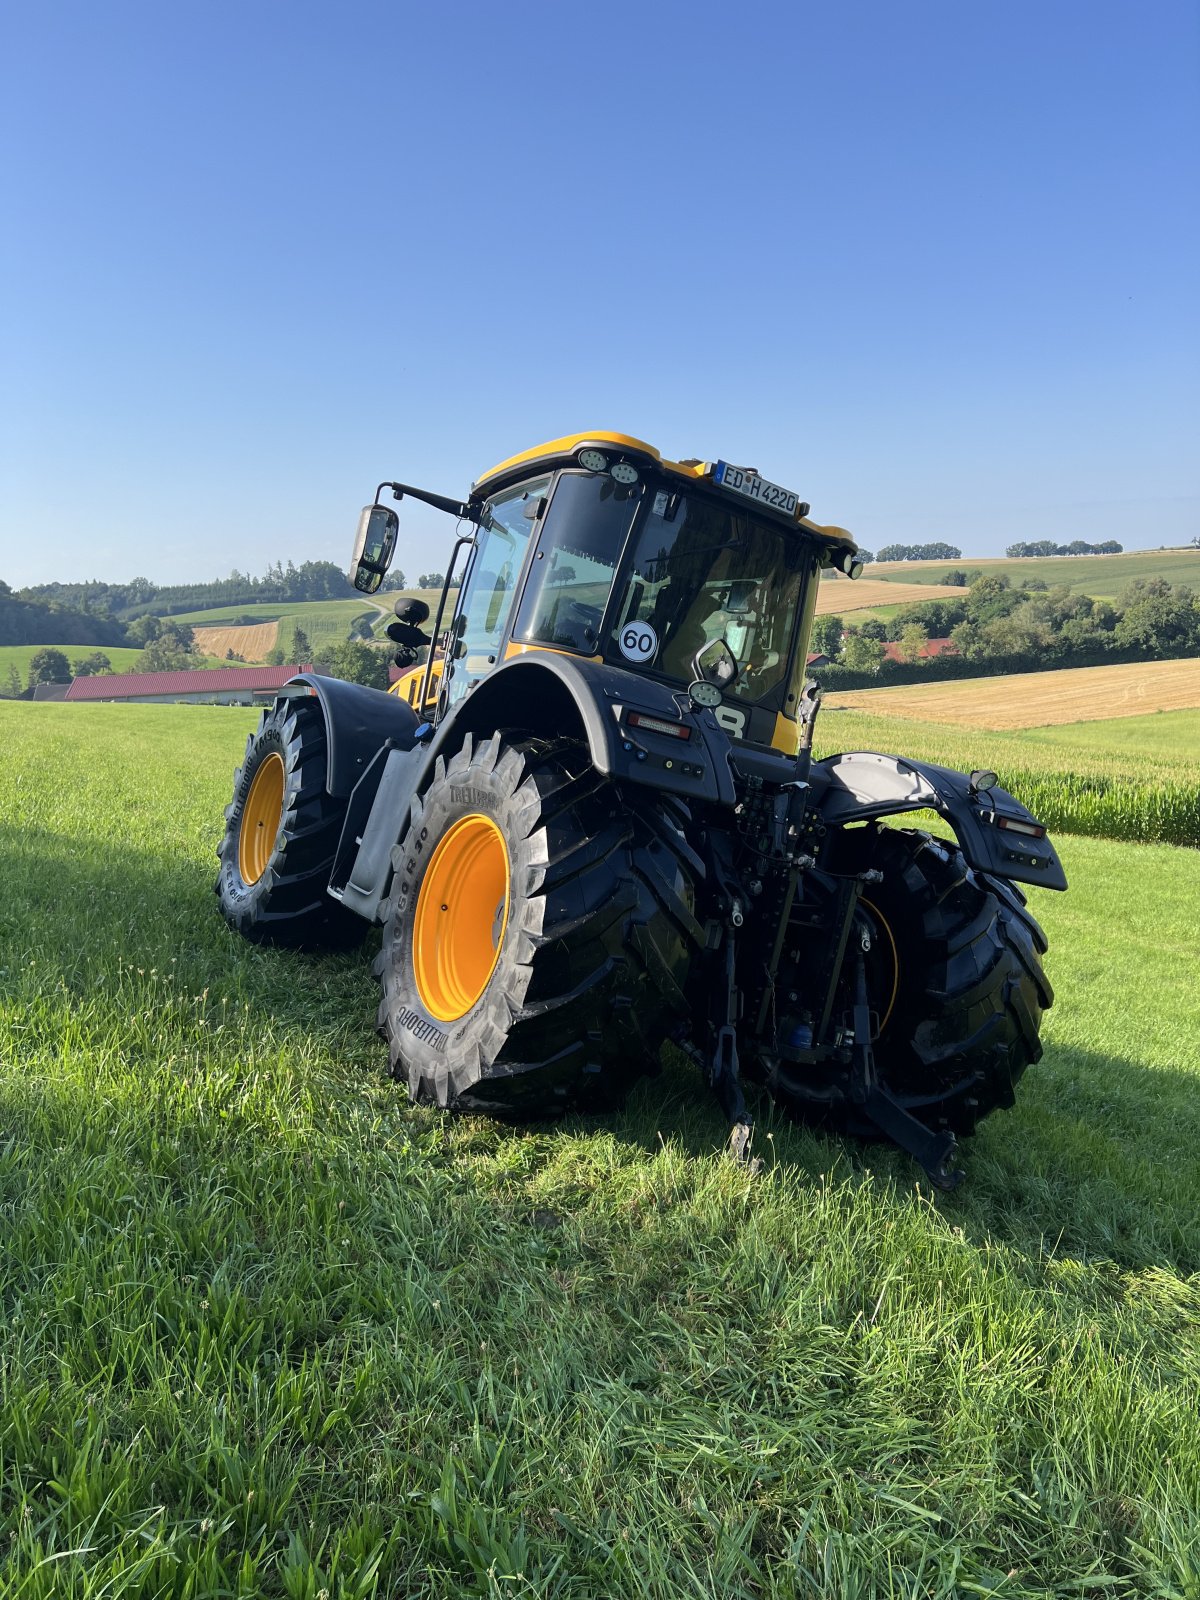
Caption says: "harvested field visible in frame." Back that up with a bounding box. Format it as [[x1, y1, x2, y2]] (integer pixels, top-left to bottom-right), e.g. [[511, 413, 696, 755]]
[[824, 656, 1200, 728], [191, 621, 279, 660], [814, 577, 967, 615]]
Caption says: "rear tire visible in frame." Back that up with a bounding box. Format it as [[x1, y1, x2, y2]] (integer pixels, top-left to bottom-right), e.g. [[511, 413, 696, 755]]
[[215, 700, 365, 950], [376, 732, 702, 1114], [775, 829, 1053, 1136]]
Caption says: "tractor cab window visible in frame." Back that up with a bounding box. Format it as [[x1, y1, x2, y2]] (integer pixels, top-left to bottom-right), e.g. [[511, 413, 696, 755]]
[[617, 490, 806, 705], [445, 477, 549, 707], [512, 471, 642, 654]]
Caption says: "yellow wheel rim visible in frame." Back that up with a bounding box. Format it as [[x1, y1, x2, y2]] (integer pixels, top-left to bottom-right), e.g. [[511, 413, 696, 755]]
[[413, 813, 510, 1022], [238, 752, 285, 885], [860, 895, 900, 1035]]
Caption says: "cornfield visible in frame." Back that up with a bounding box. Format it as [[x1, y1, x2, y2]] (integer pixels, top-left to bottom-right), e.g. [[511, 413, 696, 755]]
[[816, 707, 1200, 848]]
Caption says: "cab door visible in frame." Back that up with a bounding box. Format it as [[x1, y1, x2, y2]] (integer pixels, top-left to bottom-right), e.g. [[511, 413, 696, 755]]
[[442, 476, 549, 710]]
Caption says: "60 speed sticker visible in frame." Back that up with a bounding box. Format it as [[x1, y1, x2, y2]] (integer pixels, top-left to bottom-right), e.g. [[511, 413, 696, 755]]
[[618, 621, 658, 663]]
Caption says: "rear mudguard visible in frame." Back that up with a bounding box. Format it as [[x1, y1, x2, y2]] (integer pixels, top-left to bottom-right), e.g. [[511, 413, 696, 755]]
[[814, 751, 1067, 891]]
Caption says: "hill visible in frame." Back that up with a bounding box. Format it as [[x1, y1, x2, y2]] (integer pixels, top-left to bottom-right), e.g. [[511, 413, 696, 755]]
[[867, 548, 1199, 599]]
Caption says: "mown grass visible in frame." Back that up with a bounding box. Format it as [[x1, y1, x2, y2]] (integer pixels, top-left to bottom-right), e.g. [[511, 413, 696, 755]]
[[817, 707, 1200, 849], [1, 703, 1198, 1597]]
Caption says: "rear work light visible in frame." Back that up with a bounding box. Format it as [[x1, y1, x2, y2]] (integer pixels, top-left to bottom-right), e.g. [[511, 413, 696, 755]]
[[626, 712, 692, 741], [995, 815, 1046, 839]]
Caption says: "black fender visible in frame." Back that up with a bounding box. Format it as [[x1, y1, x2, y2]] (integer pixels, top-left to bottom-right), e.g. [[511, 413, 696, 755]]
[[325, 653, 739, 925], [278, 672, 423, 796], [814, 750, 1068, 891], [429, 654, 738, 807]]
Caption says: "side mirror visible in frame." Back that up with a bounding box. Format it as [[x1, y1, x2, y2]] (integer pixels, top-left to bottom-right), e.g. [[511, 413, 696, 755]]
[[693, 637, 739, 690], [350, 504, 399, 594]]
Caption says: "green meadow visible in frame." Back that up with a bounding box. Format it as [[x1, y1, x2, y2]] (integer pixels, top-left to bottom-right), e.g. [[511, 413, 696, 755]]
[[0, 644, 230, 688], [1, 702, 1197, 1597], [867, 549, 1200, 599]]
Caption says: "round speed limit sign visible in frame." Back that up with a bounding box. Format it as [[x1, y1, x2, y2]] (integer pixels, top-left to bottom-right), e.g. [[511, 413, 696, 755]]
[[618, 621, 658, 664]]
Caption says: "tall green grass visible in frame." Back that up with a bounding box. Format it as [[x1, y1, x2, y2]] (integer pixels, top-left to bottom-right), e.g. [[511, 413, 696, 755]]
[[818, 708, 1200, 848], [1, 703, 1198, 1596]]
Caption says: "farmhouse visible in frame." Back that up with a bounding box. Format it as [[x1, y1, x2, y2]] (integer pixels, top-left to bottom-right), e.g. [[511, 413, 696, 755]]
[[881, 636, 958, 663], [63, 664, 313, 706]]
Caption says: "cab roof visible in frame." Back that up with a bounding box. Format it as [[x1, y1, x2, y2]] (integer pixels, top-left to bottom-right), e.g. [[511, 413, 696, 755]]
[[470, 430, 856, 549]]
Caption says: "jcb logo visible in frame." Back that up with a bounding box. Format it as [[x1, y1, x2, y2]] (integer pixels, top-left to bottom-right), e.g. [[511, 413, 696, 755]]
[[714, 706, 747, 737]]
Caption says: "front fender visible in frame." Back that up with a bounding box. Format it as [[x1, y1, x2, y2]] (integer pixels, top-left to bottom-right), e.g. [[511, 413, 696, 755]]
[[815, 750, 1068, 891], [278, 672, 422, 796], [433, 654, 737, 807]]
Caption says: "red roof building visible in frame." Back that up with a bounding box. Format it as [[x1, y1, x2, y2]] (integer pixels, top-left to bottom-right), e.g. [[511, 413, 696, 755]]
[[881, 637, 959, 663], [64, 664, 314, 704]]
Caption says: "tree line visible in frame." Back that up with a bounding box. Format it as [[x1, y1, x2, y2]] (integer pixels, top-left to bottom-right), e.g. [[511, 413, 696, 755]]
[[874, 543, 962, 563], [1005, 540, 1123, 558], [813, 571, 1200, 686]]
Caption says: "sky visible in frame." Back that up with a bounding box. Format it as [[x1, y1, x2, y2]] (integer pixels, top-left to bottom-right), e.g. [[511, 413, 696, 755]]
[[1, 0, 1197, 588]]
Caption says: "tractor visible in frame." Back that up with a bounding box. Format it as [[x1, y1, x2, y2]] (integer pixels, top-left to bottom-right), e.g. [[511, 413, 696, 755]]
[[216, 432, 1065, 1187]]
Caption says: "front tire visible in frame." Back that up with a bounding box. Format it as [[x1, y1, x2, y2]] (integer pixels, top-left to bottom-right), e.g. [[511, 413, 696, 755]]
[[215, 700, 365, 950], [375, 732, 702, 1114]]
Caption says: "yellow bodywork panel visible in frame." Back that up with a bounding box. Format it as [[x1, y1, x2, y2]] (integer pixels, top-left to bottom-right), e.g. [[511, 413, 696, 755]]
[[470, 430, 853, 546]]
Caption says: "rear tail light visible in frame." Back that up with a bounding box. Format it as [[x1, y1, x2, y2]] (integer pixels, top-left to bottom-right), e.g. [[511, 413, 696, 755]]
[[626, 712, 692, 741], [996, 815, 1046, 839]]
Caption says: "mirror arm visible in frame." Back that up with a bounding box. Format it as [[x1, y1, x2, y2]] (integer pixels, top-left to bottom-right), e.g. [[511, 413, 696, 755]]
[[376, 481, 475, 521]]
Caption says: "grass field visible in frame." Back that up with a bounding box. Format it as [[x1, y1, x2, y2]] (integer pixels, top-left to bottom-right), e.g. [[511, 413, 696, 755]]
[[168, 599, 388, 651], [824, 656, 1200, 730], [1, 701, 1198, 1596], [170, 592, 448, 656], [816, 705, 1200, 848], [0, 643, 229, 686], [866, 548, 1200, 599]]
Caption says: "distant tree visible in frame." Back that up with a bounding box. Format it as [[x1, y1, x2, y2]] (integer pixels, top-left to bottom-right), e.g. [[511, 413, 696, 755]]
[[71, 651, 112, 677], [138, 625, 199, 672], [0, 580, 11, 595], [224, 649, 246, 662], [4, 666, 22, 697], [856, 617, 888, 641], [290, 626, 312, 662], [322, 640, 390, 690], [895, 622, 929, 663], [547, 565, 578, 587], [1114, 580, 1200, 654], [855, 549, 875, 566], [940, 569, 970, 586], [27, 647, 72, 687], [809, 614, 844, 660], [264, 646, 286, 666], [379, 570, 409, 591], [418, 573, 446, 590], [126, 614, 161, 646], [840, 631, 887, 675]]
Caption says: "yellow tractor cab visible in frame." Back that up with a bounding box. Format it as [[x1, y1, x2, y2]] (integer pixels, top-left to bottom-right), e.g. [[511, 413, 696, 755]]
[[378, 432, 862, 754]]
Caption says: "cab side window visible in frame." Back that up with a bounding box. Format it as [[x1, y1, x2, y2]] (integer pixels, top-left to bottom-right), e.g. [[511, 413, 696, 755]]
[[512, 473, 642, 654], [444, 478, 547, 706]]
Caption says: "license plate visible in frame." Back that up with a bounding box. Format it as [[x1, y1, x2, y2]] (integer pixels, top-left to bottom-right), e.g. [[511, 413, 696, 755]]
[[714, 461, 799, 517]]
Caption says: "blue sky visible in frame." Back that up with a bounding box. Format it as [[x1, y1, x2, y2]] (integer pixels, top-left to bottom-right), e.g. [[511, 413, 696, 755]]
[[2, 0, 1196, 587]]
